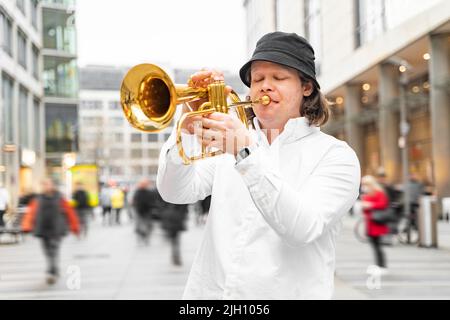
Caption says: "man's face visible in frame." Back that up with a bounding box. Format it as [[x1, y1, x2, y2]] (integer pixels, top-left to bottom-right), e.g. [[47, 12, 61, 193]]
[[249, 61, 312, 131], [42, 179, 54, 194]]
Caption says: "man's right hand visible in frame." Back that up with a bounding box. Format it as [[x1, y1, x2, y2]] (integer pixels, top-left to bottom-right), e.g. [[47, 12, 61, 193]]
[[180, 69, 232, 135]]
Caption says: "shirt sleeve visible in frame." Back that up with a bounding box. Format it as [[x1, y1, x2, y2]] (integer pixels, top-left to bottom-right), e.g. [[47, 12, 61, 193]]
[[235, 142, 361, 247], [157, 127, 217, 204]]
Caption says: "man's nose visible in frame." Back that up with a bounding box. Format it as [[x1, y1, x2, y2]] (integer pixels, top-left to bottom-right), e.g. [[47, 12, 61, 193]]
[[261, 78, 274, 92]]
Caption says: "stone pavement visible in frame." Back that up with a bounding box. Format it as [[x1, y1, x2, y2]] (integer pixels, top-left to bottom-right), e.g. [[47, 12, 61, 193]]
[[0, 208, 203, 300], [1, 208, 450, 300]]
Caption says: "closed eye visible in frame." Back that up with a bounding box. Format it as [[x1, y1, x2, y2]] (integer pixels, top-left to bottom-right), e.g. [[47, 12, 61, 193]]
[[252, 78, 263, 83]]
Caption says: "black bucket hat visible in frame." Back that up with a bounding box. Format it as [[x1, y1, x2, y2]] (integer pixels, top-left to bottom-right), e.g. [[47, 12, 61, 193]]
[[239, 32, 320, 89]]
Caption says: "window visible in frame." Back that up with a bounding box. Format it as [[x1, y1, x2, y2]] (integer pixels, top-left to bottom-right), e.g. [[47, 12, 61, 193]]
[[147, 134, 158, 142], [43, 57, 78, 98], [31, 0, 39, 29], [132, 166, 143, 175], [147, 149, 161, 158], [81, 148, 96, 160], [148, 165, 159, 175], [110, 117, 123, 126], [17, 29, 27, 69], [80, 100, 102, 110], [113, 133, 123, 143], [131, 133, 142, 143], [164, 133, 171, 142], [274, 0, 280, 30], [19, 86, 29, 147], [110, 166, 124, 175], [32, 45, 39, 79], [31, 45, 39, 76], [16, 0, 25, 15], [304, 0, 322, 75], [1, 11, 13, 56], [110, 149, 124, 158], [2, 74, 14, 143], [45, 103, 79, 153], [131, 149, 143, 158], [109, 101, 121, 110], [33, 98, 41, 151], [355, 0, 386, 48], [81, 132, 101, 144], [81, 116, 102, 126], [43, 9, 76, 54]]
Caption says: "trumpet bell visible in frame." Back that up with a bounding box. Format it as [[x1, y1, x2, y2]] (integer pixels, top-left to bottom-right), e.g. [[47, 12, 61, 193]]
[[121, 64, 178, 132]]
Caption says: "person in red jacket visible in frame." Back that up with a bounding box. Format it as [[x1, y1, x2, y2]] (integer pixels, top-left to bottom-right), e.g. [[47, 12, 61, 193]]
[[22, 178, 80, 284], [361, 175, 389, 272]]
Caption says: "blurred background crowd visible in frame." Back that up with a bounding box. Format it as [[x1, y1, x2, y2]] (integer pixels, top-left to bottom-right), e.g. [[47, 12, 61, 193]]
[[0, 0, 449, 299]]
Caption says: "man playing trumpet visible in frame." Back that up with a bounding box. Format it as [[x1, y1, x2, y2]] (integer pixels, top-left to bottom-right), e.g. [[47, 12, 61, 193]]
[[157, 32, 361, 299]]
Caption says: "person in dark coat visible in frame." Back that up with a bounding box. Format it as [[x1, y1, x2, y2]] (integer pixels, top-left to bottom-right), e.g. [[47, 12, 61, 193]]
[[361, 175, 389, 273], [161, 202, 188, 266], [375, 169, 401, 204], [18, 188, 37, 207], [22, 178, 80, 284], [197, 195, 211, 225], [72, 181, 91, 238], [132, 179, 160, 246]]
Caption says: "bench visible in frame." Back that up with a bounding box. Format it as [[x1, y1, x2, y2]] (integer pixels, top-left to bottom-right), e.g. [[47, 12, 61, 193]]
[[0, 207, 26, 244]]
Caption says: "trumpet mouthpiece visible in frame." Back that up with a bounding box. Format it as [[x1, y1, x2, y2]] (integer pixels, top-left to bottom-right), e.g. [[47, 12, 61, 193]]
[[259, 95, 271, 106]]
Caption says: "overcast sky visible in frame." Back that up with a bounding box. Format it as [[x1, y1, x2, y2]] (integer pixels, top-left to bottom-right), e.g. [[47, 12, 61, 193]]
[[76, 0, 248, 73]]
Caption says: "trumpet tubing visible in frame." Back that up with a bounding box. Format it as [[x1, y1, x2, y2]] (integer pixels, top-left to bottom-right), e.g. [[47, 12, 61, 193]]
[[120, 63, 270, 164]]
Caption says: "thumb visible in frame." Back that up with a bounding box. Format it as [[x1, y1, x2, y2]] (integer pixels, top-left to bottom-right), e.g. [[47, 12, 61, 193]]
[[225, 86, 233, 95]]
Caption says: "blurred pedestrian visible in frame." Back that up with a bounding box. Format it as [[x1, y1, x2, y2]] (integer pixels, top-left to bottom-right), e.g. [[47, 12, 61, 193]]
[[361, 175, 389, 273], [123, 185, 133, 222], [375, 168, 400, 204], [72, 181, 91, 238], [21, 178, 80, 284], [0, 183, 10, 228], [111, 184, 125, 225], [132, 179, 160, 246], [19, 188, 37, 207], [100, 182, 113, 226], [407, 172, 425, 228], [161, 203, 188, 266], [197, 195, 211, 225]]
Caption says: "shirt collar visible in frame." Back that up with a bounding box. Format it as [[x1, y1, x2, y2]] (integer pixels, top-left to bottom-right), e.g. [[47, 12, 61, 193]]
[[253, 117, 320, 145]]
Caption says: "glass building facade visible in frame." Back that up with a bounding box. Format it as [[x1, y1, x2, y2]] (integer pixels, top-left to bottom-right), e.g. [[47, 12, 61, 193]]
[[42, 0, 79, 186]]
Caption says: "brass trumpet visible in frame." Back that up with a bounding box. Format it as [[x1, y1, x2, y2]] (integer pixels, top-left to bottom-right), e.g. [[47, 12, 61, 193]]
[[120, 64, 270, 165]]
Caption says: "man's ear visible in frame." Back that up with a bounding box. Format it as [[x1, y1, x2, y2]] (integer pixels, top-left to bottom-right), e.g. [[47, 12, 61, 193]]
[[303, 81, 314, 97]]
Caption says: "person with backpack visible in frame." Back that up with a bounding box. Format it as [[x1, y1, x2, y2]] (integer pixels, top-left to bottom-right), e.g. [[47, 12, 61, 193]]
[[72, 181, 91, 238], [22, 178, 80, 284]]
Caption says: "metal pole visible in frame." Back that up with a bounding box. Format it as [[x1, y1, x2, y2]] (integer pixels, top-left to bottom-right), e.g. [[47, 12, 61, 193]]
[[399, 73, 411, 243]]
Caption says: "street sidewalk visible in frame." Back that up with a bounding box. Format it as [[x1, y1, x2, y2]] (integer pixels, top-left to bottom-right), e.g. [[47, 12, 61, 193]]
[[0, 210, 203, 300], [1, 209, 450, 299], [333, 214, 450, 300]]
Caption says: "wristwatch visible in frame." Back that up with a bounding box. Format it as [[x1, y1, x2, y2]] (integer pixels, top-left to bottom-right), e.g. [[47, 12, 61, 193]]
[[236, 144, 257, 164]]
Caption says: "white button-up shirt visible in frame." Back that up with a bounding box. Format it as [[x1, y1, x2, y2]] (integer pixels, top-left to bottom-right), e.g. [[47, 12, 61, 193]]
[[157, 117, 361, 300]]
